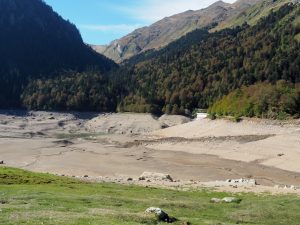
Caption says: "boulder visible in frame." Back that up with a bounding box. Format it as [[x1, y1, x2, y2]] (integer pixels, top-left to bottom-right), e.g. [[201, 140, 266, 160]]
[[139, 172, 173, 182], [222, 197, 241, 203], [210, 197, 242, 204], [145, 207, 176, 223]]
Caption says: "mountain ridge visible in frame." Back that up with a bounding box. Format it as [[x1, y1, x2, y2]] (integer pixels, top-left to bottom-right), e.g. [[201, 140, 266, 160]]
[[95, 0, 262, 62], [0, 0, 116, 107]]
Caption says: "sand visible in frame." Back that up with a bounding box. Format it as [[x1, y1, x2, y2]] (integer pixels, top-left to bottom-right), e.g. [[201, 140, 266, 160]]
[[0, 110, 300, 194]]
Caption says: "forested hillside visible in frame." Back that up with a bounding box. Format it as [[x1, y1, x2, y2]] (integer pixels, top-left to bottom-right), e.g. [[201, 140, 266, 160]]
[[209, 81, 300, 119], [22, 3, 300, 117], [0, 0, 116, 108], [115, 4, 300, 115]]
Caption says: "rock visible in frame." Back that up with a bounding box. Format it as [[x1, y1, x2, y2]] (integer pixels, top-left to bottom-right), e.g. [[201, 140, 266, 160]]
[[210, 197, 242, 204], [145, 207, 176, 223], [127, 178, 133, 181], [0, 160, 4, 165], [139, 172, 173, 182], [226, 178, 256, 186], [83, 175, 89, 178], [222, 197, 242, 203], [48, 117, 55, 120]]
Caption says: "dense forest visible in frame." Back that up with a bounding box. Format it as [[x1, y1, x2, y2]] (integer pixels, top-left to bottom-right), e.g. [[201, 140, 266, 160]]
[[0, 0, 116, 108], [21, 71, 118, 112], [113, 4, 300, 115], [208, 81, 300, 119], [3, 1, 300, 118]]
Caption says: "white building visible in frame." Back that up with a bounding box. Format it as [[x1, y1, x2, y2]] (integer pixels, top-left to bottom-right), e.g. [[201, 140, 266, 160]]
[[196, 113, 208, 120]]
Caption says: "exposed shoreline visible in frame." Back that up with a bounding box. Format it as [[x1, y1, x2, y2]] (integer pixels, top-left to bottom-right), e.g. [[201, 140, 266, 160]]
[[0, 110, 299, 194]]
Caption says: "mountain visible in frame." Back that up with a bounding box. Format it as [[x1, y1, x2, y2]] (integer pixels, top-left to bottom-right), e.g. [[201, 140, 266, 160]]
[[114, 3, 300, 115], [96, 0, 262, 62], [0, 0, 116, 107], [215, 0, 294, 30], [23, 3, 300, 117]]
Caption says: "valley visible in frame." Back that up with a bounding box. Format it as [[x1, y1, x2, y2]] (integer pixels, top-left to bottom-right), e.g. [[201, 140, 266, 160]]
[[0, 0, 300, 223], [1, 111, 300, 194]]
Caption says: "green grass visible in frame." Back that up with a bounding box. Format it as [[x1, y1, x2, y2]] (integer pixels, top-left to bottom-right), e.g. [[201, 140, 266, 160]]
[[214, 0, 292, 31], [1, 167, 300, 225], [295, 33, 300, 43]]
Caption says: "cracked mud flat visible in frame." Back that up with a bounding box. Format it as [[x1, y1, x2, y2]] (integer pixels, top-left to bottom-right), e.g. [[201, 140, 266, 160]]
[[0, 110, 300, 193]]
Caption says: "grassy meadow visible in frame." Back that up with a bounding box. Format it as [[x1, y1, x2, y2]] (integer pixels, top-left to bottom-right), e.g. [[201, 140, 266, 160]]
[[0, 167, 300, 225]]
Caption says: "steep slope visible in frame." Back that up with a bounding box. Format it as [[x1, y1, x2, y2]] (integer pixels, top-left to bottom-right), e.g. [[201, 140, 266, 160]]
[[0, 0, 116, 107], [114, 4, 300, 115], [97, 0, 262, 62], [22, 4, 300, 115], [215, 0, 294, 30]]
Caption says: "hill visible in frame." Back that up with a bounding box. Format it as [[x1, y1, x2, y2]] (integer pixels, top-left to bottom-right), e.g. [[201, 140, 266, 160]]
[[22, 3, 300, 116], [96, 0, 262, 62], [0, 0, 116, 108], [215, 0, 294, 30], [109, 4, 299, 115]]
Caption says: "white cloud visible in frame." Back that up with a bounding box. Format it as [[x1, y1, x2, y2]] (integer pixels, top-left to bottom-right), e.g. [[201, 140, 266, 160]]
[[80, 24, 142, 32], [117, 0, 237, 23]]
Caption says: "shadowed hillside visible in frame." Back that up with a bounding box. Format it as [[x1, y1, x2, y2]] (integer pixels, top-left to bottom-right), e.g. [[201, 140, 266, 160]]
[[0, 0, 116, 108]]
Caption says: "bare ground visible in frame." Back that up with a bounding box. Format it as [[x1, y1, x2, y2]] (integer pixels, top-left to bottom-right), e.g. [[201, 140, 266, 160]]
[[0, 110, 300, 194]]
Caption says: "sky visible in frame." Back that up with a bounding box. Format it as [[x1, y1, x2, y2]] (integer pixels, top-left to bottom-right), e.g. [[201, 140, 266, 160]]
[[44, 0, 236, 45]]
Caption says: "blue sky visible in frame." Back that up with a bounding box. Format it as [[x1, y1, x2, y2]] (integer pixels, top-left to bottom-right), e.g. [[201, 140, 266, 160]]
[[44, 0, 236, 45]]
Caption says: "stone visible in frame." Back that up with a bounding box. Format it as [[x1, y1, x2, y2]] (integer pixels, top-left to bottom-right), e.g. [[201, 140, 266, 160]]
[[145, 207, 176, 223], [226, 178, 256, 186], [210, 197, 242, 204], [222, 197, 242, 203], [0, 160, 4, 165], [139, 172, 173, 182]]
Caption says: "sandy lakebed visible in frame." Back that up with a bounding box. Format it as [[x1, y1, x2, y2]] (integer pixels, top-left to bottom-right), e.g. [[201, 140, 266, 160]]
[[0, 110, 300, 194]]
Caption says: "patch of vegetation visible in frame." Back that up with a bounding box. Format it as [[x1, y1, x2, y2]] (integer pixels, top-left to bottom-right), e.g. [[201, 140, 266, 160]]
[[1, 167, 300, 225], [208, 81, 300, 119], [216, 0, 292, 30], [0, 167, 79, 185], [295, 33, 300, 43]]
